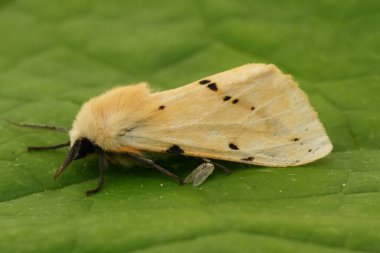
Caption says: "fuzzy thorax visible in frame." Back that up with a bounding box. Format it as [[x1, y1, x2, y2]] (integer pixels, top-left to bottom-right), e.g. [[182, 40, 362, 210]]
[[69, 83, 156, 151]]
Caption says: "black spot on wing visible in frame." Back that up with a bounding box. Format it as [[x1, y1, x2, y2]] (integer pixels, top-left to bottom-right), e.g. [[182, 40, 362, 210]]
[[292, 138, 300, 142], [158, 105, 166, 110], [241, 156, 254, 161], [232, 99, 239, 104], [199, 79, 210, 85], [229, 143, 239, 150], [223, 96, 231, 101], [207, 82, 218, 91], [166, 145, 184, 155], [251, 106, 255, 111]]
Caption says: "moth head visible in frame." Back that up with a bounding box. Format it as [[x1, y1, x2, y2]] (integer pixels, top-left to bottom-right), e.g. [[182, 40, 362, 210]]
[[54, 137, 99, 180]]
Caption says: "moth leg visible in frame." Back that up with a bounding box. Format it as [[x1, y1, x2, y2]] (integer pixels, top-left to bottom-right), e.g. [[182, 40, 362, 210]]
[[202, 158, 231, 174], [127, 153, 183, 184], [27, 141, 70, 151], [7, 120, 69, 133], [85, 151, 107, 196]]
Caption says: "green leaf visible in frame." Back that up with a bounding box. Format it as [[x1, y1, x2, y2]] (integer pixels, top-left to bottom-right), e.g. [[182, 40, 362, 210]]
[[1, 0, 379, 252]]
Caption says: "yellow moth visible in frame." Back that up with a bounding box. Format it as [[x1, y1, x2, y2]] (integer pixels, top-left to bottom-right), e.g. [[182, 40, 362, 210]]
[[13, 64, 332, 195]]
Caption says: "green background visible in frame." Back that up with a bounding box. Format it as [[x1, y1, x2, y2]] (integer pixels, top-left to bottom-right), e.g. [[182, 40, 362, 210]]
[[1, 0, 380, 252]]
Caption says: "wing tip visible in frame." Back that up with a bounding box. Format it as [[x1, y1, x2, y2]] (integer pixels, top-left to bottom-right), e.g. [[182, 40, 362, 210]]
[[243, 63, 297, 84], [296, 137, 334, 166]]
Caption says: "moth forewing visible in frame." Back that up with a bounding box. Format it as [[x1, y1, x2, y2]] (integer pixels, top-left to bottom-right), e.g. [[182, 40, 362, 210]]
[[119, 64, 332, 167]]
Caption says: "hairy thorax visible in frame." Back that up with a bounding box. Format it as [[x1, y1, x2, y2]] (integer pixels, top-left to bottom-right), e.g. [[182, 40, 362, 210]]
[[69, 83, 157, 151]]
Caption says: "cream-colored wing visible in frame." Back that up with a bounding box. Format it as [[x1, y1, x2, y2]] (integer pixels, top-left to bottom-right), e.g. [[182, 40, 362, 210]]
[[120, 64, 332, 167]]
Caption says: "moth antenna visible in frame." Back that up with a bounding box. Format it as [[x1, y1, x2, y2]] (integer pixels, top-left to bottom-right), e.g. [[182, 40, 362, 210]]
[[85, 151, 107, 196], [53, 139, 82, 180], [7, 120, 69, 133], [28, 141, 70, 151]]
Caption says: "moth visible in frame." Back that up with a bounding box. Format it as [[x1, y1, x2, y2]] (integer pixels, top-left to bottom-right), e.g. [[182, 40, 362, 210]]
[[12, 64, 332, 195]]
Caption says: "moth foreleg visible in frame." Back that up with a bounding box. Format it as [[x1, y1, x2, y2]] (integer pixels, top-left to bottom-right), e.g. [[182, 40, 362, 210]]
[[85, 151, 107, 196], [127, 153, 184, 184]]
